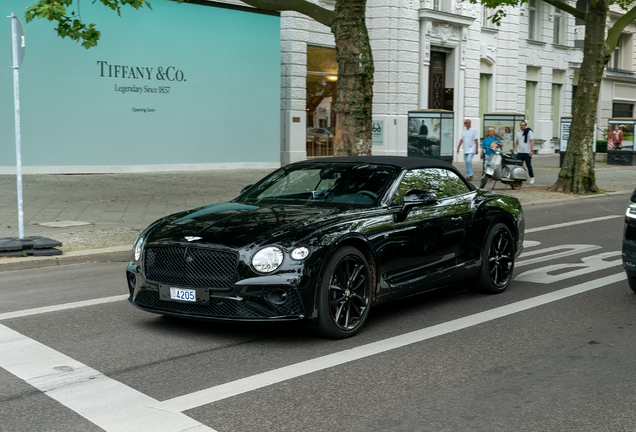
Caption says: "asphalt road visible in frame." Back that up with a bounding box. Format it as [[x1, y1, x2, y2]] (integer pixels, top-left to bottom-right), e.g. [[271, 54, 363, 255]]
[[0, 193, 634, 432]]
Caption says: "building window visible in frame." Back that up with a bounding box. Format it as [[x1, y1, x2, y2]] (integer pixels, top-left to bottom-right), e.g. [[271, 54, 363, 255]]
[[306, 46, 337, 157], [575, 0, 587, 26], [610, 34, 633, 72], [528, 1, 540, 41], [613, 103, 633, 118], [433, 0, 440, 11], [525, 81, 537, 129], [479, 74, 491, 120], [551, 84, 562, 138], [482, 6, 496, 29], [612, 36, 623, 70], [553, 7, 565, 45]]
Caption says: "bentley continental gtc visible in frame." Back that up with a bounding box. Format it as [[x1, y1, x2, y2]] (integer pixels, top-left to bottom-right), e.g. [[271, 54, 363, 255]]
[[126, 156, 525, 338]]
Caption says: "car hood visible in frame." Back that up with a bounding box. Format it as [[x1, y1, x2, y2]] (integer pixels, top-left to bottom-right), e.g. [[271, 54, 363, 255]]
[[146, 202, 342, 249]]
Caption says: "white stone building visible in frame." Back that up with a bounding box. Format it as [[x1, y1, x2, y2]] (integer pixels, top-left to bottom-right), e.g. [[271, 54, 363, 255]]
[[277, 0, 636, 164]]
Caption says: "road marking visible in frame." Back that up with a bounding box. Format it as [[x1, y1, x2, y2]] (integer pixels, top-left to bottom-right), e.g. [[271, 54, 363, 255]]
[[153, 272, 627, 413], [0, 295, 128, 321], [517, 244, 601, 267], [0, 324, 217, 432], [516, 251, 623, 284], [523, 240, 541, 248], [526, 215, 623, 233]]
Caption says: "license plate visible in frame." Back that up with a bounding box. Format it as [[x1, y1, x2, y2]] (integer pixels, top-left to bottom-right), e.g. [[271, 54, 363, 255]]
[[169, 287, 196, 302]]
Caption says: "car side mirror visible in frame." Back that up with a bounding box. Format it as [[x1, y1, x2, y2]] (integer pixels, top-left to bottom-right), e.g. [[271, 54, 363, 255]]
[[395, 189, 437, 222], [240, 184, 253, 195], [403, 189, 437, 208]]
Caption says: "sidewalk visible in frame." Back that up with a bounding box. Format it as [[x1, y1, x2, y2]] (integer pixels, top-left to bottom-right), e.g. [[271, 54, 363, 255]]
[[0, 154, 634, 258]]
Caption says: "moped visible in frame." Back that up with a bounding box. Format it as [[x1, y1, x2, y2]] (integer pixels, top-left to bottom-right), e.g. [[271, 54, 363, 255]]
[[479, 147, 528, 190]]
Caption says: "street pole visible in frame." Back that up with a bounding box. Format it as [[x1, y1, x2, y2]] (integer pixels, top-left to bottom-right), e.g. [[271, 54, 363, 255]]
[[10, 12, 25, 239]]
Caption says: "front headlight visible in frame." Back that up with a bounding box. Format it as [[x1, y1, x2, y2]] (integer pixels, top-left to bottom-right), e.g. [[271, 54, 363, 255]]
[[132, 235, 145, 261], [252, 247, 284, 273], [627, 202, 636, 219]]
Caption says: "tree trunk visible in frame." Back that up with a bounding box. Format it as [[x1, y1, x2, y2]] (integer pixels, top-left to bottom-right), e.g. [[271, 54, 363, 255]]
[[332, 0, 374, 156], [549, 1, 608, 194]]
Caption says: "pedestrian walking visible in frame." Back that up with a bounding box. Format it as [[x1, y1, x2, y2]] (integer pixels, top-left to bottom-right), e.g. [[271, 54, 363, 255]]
[[456, 119, 479, 181], [513, 120, 535, 184]]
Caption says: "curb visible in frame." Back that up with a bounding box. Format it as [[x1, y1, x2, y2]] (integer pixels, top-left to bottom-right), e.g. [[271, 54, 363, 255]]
[[517, 189, 633, 206], [0, 245, 131, 272]]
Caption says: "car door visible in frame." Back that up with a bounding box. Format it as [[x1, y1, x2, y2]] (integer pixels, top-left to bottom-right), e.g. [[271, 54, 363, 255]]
[[445, 170, 474, 266], [383, 168, 468, 291]]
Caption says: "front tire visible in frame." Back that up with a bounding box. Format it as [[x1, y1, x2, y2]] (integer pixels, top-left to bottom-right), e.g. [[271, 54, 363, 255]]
[[471, 222, 515, 294], [479, 174, 489, 189], [313, 246, 372, 338]]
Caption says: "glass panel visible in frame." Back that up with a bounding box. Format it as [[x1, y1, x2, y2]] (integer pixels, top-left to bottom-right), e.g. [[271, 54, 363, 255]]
[[399, 169, 451, 200], [479, 74, 491, 120], [241, 163, 397, 207], [447, 171, 471, 195], [525, 81, 536, 129], [408, 118, 442, 158], [528, 1, 537, 40], [551, 84, 562, 138], [554, 15, 561, 44], [612, 103, 634, 118], [440, 118, 454, 156], [307, 46, 337, 158]]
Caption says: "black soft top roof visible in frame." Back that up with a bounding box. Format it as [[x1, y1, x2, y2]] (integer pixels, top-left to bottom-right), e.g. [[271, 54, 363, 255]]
[[297, 157, 471, 189], [301, 156, 456, 170]]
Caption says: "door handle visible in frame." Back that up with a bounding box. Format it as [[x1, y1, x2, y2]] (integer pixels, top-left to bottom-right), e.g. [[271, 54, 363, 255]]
[[451, 217, 462, 223]]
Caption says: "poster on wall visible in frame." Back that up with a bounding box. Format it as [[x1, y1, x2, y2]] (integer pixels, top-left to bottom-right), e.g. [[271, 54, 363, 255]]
[[608, 120, 634, 150], [482, 114, 525, 154], [482, 120, 515, 153], [0, 1, 281, 172], [408, 117, 441, 157]]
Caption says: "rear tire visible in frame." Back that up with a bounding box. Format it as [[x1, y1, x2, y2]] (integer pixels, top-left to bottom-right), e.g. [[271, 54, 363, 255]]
[[628, 275, 636, 293], [470, 222, 515, 294], [313, 246, 372, 338], [510, 180, 523, 190]]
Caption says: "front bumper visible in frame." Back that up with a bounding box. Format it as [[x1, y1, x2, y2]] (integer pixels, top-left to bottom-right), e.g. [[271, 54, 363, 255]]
[[126, 262, 311, 322]]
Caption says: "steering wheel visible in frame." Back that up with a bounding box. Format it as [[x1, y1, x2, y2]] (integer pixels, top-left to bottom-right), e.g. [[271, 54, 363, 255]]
[[356, 190, 378, 200]]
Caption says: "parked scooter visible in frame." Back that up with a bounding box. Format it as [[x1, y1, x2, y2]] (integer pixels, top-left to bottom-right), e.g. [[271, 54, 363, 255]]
[[479, 147, 528, 190]]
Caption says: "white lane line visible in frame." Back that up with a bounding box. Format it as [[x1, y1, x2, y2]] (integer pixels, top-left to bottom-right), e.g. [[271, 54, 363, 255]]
[[154, 272, 627, 413], [0, 295, 128, 321], [0, 324, 216, 432], [526, 215, 623, 233]]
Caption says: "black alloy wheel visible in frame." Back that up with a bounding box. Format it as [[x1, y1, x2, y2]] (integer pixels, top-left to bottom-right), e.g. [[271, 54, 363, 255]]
[[314, 246, 372, 338], [472, 222, 515, 294]]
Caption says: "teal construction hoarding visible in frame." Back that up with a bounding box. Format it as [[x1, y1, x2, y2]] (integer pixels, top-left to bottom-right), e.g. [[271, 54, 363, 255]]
[[1, 0, 280, 173]]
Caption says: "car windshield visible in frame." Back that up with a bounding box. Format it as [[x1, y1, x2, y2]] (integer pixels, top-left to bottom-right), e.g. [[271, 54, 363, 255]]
[[237, 163, 398, 207]]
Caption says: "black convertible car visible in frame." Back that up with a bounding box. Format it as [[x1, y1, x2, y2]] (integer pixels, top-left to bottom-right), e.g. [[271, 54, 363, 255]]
[[126, 156, 525, 338]]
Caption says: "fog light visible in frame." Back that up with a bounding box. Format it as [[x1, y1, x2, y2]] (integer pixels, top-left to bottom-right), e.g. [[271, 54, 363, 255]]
[[267, 288, 289, 305]]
